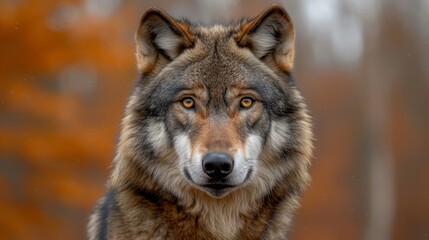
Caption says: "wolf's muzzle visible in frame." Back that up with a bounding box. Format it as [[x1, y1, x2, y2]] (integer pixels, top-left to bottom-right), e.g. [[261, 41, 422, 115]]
[[202, 152, 234, 180]]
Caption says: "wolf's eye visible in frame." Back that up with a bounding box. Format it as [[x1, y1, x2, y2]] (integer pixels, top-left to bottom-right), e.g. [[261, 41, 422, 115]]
[[240, 97, 254, 109], [181, 97, 195, 109]]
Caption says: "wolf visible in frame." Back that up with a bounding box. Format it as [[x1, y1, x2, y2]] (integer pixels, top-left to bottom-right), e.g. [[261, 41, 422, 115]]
[[88, 4, 313, 240]]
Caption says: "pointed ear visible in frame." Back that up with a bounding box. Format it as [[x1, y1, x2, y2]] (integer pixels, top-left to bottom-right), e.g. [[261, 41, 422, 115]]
[[234, 4, 295, 72], [135, 8, 195, 74]]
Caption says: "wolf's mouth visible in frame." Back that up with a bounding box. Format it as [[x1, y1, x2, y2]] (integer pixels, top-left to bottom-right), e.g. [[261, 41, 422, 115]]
[[201, 183, 235, 190], [184, 168, 235, 189], [183, 167, 254, 197]]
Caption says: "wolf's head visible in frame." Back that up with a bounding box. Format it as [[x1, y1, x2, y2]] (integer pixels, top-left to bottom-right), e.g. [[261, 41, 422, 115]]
[[112, 5, 312, 199]]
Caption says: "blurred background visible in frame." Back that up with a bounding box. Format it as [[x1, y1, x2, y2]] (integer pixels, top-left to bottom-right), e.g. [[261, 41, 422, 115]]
[[1, 0, 428, 239]]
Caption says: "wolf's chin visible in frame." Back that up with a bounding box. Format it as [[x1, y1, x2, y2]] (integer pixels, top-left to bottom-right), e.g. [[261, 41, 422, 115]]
[[202, 186, 235, 198]]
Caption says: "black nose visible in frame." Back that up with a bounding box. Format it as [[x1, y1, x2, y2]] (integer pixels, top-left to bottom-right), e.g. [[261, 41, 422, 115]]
[[202, 152, 234, 180]]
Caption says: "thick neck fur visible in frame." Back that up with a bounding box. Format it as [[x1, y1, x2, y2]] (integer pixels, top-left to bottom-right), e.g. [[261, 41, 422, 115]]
[[111, 157, 250, 239], [110, 150, 304, 240]]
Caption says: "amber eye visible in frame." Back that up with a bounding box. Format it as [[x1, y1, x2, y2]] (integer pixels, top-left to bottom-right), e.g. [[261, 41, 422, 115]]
[[240, 97, 254, 109], [181, 97, 195, 109]]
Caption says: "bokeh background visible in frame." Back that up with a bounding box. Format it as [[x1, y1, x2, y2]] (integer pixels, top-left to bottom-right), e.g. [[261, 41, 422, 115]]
[[1, 0, 428, 239]]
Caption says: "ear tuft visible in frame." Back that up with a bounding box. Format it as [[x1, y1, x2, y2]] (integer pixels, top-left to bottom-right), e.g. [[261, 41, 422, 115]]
[[135, 8, 195, 74], [235, 4, 295, 72]]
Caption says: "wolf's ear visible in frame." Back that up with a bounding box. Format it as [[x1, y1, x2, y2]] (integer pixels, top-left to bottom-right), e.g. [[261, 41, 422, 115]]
[[235, 4, 295, 72], [136, 8, 195, 74]]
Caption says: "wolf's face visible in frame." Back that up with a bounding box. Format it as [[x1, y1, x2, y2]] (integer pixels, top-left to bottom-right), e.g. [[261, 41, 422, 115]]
[[114, 6, 312, 199], [167, 53, 274, 197]]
